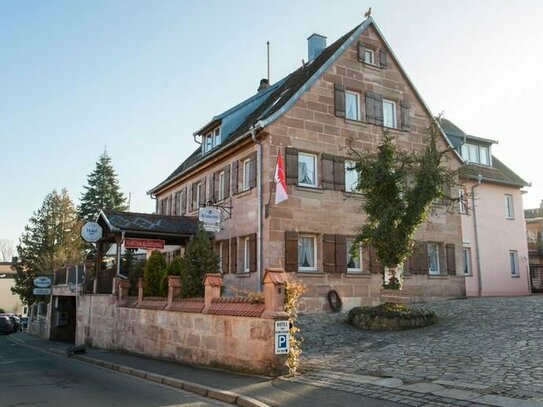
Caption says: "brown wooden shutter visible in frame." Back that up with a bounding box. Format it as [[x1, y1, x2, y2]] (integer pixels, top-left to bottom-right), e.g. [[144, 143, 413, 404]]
[[210, 172, 216, 202], [230, 237, 237, 273], [231, 161, 239, 195], [400, 101, 410, 130], [321, 154, 334, 190], [409, 242, 429, 275], [181, 188, 186, 215], [191, 182, 198, 211], [333, 156, 345, 191], [323, 234, 336, 273], [365, 92, 375, 124], [357, 41, 366, 63], [335, 235, 347, 273], [249, 233, 257, 273], [369, 246, 382, 274], [222, 241, 229, 274], [285, 231, 299, 272], [334, 83, 346, 117], [201, 177, 207, 206], [285, 147, 298, 185], [249, 151, 257, 189], [446, 244, 456, 275], [173, 192, 178, 215], [373, 93, 383, 126], [168, 196, 173, 215], [379, 48, 388, 68], [224, 165, 230, 199]]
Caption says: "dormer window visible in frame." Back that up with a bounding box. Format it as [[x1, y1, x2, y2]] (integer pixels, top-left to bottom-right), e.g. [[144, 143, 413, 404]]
[[461, 143, 491, 166], [202, 126, 221, 154]]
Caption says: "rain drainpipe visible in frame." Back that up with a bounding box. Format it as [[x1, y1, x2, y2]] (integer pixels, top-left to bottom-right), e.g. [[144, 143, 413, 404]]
[[471, 174, 483, 296], [116, 231, 127, 279], [250, 125, 263, 291]]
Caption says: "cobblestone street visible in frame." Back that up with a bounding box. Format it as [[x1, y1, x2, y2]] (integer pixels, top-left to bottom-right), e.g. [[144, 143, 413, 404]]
[[286, 296, 543, 406]]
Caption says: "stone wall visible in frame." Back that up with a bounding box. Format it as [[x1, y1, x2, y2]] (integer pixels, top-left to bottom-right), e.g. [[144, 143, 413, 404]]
[[76, 271, 290, 376]]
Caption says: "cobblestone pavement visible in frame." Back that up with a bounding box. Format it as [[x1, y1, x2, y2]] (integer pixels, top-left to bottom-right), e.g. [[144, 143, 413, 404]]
[[285, 296, 543, 407]]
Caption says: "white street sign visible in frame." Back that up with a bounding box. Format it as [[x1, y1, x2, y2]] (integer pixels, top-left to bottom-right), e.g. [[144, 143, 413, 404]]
[[202, 223, 221, 233], [198, 207, 221, 224], [275, 320, 289, 333], [33, 287, 51, 296], [34, 276, 52, 288], [81, 222, 103, 242]]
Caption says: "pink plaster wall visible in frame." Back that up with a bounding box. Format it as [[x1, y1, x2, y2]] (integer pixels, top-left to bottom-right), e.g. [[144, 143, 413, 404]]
[[461, 181, 530, 296]]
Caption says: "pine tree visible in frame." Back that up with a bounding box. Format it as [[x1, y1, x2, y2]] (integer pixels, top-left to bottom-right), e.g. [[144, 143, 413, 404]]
[[181, 225, 219, 298], [143, 250, 167, 297], [12, 189, 83, 305], [78, 151, 128, 221]]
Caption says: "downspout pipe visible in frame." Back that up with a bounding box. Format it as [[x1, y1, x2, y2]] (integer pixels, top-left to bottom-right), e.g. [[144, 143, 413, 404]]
[[250, 125, 263, 291], [471, 174, 483, 296]]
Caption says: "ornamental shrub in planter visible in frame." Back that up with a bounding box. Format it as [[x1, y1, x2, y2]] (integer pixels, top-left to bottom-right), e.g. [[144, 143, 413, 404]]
[[347, 303, 437, 331]]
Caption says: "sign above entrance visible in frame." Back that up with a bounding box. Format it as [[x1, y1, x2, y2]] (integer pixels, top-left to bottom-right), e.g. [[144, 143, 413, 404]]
[[198, 207, 221, 224], [33, 287, 52, 296], [124, 238, 165, 250], [34, 276, 52, 288], [202, 223, 221, 233], [81, 222, 103, 243]]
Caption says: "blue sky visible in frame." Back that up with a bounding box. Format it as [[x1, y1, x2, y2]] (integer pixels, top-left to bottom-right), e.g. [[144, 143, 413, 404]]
[[1, 0, 542, 248]]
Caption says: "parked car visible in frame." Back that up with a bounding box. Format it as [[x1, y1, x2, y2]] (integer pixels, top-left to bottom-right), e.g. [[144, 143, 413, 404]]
[[0, 314, 20, 332], [0, 315, 13, 335]]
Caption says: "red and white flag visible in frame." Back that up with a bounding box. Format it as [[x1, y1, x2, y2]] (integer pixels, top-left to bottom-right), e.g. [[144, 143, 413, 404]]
[[274, 150, 288, 205]]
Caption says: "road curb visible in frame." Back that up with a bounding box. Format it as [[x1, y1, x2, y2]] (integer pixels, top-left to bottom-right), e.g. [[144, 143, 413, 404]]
[[7, 335, 270, 407]]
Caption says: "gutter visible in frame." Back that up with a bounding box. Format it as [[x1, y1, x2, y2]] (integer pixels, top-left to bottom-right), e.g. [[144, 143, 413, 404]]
[[250, 124, 264, 290], [471, 174, 483, 296]]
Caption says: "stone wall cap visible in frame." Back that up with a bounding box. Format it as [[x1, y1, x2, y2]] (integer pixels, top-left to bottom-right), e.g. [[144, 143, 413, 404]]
[[262, 268, 288, 284], [203, 273, 223, 287]]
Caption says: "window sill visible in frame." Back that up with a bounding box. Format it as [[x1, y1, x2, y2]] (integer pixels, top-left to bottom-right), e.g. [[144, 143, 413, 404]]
[[234, 272, 252, 278], [428, 274, 448, 279], [235, 188, 254, 198], [345, 272, 371, 278], [295, 185, 324, 194], [511, 275, 521, 278], [345, 119, 368, 128], [363, 62, 382, 71], [296, 270, 324, 276]]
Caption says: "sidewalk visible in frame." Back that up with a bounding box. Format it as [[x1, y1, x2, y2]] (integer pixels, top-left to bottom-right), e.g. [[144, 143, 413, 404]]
[[8, 332, 400, 407]]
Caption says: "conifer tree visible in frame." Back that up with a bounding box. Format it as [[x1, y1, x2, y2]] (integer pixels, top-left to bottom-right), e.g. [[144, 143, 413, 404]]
[[78, 151, 128, 221], [181, 225, 219, 298], [143, 250, 167, 297], [12, 189, 83, 305]]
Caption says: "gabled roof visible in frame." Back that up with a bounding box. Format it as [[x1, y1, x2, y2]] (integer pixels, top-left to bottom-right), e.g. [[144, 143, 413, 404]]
[[150, 17, 456, 194], [440, 118, 529, 188]]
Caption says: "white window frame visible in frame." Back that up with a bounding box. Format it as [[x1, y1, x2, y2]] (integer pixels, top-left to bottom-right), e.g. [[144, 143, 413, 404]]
[[298, 234, 317, 272], [213, 127, 221, 147], [479, 146, 490, 165], [345, 91, 360, 121], [364, 49, 374, 65], [218, 170, 226, 201], [179, 190, 185, 215], [462, 248, 471, 275], [345, 160, 358, 192], [346, 238, 362, 273], [428, 243, 440, 275], [509, 250, 519, 277], [195, 182, 202, 209], [242, 158, 251, 191], [243, 237, 250, 273], [202, 127, 221, 154], [382, 99, 396, 128], [505, 194, 514, 219], [298, 152, 318, 188]]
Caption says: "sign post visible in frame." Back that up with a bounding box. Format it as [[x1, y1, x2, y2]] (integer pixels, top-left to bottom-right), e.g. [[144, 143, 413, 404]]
[[274, 320, 290, 355]]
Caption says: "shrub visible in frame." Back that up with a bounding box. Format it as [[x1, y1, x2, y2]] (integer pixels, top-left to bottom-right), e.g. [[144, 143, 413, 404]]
[[347, 303, 437, 331], [161, 256, 184, 296], [143, 250, 167, 297], [284, 278, 307, 376]]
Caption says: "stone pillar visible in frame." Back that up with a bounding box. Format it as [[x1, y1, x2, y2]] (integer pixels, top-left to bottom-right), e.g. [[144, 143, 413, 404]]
[[167, 276, 182, 306], [118, 279, 130, 301], [137, 278, 144, 302], [203, 273, 223, 310], [262, 268, 289, 318]]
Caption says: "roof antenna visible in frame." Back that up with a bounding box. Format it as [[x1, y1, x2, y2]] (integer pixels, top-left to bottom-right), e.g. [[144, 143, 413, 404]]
[[267, 41, 270, 83], [364, 7, 372, 18]]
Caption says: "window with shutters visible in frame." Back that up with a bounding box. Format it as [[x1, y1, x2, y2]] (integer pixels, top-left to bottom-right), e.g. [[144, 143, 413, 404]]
[[195, 182, 203, 210], [382, 99, 396, 128], [346, 238, 362, 273], [298, 235, 317, 271], [298, 153, 317, 187], [509, 250, 519, 276], [505, 194, 514, 219], [345, 160, 358, 192], [218, 170, 226, 201], [345, 91, 360, 121], [428, 243, 440, 275], [365, 49, 374, 65], [242, 158, 251, 191]]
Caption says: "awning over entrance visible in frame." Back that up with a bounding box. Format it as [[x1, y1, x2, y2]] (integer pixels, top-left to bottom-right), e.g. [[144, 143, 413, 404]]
[[97, 210, 199, 246]]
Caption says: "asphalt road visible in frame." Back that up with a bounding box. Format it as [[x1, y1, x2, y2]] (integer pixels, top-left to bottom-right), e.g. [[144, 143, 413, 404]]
[[0, 334, 229, 407]]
